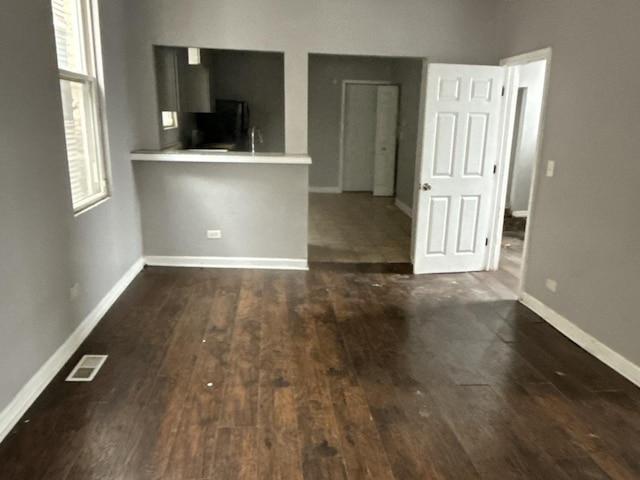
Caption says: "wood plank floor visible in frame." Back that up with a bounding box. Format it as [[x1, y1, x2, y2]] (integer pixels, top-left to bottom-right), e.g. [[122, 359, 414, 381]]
[[1, 256, 639, 479]]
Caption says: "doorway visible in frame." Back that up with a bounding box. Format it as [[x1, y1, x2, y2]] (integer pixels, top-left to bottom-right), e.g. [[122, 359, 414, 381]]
[[307, 54, 423, 263], [504, 59, 546, 240], [308, 193, 412, 262], [411, 49, 550, 282], [498, 50, 551, 294]]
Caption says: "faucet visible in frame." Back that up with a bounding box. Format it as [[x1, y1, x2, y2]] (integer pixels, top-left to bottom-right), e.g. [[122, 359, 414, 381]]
[[250, 126, 263, 153]]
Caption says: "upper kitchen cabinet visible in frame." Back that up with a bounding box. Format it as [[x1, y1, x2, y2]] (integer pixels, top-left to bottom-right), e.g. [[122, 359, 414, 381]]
[[177, 48, 213, 113], [179, 66, 211, 112], [154, 46, 213, 114]]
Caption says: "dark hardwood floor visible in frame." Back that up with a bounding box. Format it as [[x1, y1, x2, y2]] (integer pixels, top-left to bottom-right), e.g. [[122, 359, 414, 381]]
[[1, 252, 639, 479]]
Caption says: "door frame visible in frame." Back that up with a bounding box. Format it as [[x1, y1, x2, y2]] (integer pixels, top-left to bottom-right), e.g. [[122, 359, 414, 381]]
[[338, 80, 392, 192], [410, 59, 430, 263], [488, 47, 553, 296]]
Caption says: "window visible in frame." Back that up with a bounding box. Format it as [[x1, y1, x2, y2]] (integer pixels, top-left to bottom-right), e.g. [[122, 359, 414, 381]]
[[52, 0, 108, 212], [162, 111, 179, 130], [187, 47, 201, 65]]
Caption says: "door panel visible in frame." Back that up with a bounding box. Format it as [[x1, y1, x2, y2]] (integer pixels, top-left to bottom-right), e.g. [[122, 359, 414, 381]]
[[438, 77, 461, 101], [426, 196, 450, 255], [413, 64, 505, 274], [433, 113, 456, 177], [464, 114, 488, 176], [457, 196, 481, 253]]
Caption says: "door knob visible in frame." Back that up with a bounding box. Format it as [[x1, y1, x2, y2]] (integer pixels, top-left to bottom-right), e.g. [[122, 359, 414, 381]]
[[421, 183, 432, 191]]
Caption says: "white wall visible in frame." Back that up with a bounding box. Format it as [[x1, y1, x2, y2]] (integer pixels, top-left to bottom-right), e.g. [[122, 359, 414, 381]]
[[0, 0, 142, 426], [499, 0, 640, 368], [124, 0, 502, 153]]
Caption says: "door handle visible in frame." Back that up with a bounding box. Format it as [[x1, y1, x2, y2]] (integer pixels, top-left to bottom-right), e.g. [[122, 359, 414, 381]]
[[420, 183, 432, 191]]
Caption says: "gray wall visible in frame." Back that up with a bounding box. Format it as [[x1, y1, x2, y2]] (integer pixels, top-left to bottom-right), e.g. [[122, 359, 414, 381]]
[[308, 55, 393, 188], [124, 0, 502, 153], [134, 162, 308, 260], [390, 58, 423, 209], [308, 54, 422, 206], [0, 0, 142, 416], [207, 50, 285, 153], [499, 0, 640, 366]]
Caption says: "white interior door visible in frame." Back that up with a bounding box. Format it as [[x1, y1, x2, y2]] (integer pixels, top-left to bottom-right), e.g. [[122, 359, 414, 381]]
[[343, 84, 377, 191], [413, 64, 505, 274], [373, 85, 399, 196]]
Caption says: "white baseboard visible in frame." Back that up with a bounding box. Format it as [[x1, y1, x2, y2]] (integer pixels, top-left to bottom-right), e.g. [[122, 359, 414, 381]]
[[511, 210, 529, 218], [309, 186, 341, 194], [145, 255, 308, 271], [521, 292, 640, 388], [0, 257, 145, 444], [394, 198, 413, 219]]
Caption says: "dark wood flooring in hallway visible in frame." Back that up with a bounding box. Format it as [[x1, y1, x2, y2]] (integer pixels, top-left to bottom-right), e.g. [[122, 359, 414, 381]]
[[0, 260, 638, 479]]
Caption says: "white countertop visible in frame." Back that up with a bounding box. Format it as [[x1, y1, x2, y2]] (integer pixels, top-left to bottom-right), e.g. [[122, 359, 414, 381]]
[[131, 149, 312, 165]]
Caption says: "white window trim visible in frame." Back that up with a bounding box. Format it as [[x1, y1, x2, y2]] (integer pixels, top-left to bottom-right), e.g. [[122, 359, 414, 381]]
[[53, 0, 111, 214]]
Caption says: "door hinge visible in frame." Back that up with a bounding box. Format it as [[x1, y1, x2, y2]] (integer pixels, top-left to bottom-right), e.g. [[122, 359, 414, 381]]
[[485, 238, 489, 246], [493, 165, 497, 174], [501, 86, 505, 97]]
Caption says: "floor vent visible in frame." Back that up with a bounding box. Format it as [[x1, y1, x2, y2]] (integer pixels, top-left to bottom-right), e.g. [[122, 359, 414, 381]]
[[65, 355, 108, 382]]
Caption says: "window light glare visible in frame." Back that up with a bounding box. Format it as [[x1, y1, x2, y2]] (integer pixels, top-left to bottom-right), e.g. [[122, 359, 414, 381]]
[[162, 111, 178, 130], [188, 47, 201, 65]]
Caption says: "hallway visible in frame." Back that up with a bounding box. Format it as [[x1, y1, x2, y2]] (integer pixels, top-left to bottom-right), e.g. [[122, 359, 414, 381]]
[[308, 193, 525, 299], [308, 193, 411, 263]]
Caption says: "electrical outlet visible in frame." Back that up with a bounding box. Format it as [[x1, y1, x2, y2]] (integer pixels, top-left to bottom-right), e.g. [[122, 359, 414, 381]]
[[546, 160, 555, 177], [206, 230, 222, 239], [545, 278, 557, 293]]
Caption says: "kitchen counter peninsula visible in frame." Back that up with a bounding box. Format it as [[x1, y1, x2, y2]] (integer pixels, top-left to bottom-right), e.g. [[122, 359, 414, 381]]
[[131, 150, 310, 270], [131, 149, 311, 165]]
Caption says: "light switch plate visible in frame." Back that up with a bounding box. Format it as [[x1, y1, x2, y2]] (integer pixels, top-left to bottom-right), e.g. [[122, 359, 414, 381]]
[[546, 160, 555, 177]]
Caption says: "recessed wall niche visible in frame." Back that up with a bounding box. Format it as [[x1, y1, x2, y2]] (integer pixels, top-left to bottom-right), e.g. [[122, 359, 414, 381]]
[[154, 46, 285, 153]]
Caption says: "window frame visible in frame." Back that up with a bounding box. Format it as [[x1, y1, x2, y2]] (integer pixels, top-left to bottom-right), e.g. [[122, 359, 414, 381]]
[[53, 0, 111, 214]]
